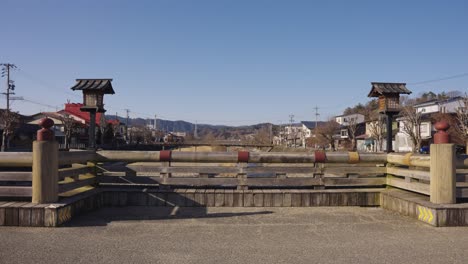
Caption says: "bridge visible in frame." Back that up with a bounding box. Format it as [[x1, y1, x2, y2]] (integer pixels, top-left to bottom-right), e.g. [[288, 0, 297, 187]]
[[1, 119, 468, 227]]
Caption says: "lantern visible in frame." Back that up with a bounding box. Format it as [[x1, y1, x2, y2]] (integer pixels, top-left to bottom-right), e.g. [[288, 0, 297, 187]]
[[70, 79, 115, 149], [368, 82, 412, 152]]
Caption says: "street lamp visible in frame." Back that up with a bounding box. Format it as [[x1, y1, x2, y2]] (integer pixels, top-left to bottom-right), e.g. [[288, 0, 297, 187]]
[[70, 79, 115, 149]]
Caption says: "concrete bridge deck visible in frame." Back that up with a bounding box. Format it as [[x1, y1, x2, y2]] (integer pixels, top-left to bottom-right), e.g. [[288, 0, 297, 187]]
[[1, 206, 468, 264]]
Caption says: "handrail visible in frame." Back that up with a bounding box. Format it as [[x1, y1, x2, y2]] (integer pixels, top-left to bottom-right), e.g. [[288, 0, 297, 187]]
[[0, 152, 33, 167], [95, 150, 388, 164]]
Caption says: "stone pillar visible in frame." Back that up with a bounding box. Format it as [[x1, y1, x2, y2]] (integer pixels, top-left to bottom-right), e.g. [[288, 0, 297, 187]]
[[32, 118, 59, 203], [430, 121, 456, 204]]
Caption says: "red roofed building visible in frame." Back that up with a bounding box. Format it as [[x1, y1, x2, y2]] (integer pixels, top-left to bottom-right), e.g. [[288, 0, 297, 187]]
[[60, 103, 103, 126]]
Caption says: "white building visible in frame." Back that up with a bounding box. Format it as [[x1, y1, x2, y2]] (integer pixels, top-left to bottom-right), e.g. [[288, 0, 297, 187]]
[[394, 96, 466, 152], [335, 113, 365, 126], [279, 121, 323, 148]]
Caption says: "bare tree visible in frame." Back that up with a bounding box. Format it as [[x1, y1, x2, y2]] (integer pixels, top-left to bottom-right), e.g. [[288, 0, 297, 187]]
[[347, 115, 359, 151], [401, 105, 422, 153], [0, 110, 20, 152], [59, 113, 77, 149], [317, 119, 340, 151], [455, 94, 468, 153], [99, 114, 107, 146], [367, 111, 386, 152], [252, 126, 271, 145], [129, 126, 153, 144]]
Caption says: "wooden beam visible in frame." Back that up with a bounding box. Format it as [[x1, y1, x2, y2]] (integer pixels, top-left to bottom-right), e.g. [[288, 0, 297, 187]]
[[0, 172, 32, 181], [58, 174, 96, 194], [386, 175, 430, 195], [323, 177, 386, 187], [0, 186, 32, 197], [96, 151, 160, 162], [96, 150, 388, 164], [0, 152, 33, 167], [58, 151, 95, 165], [58, 165, 91, 180], [386, 167, 430, 181], [244, 177, 321, 187], [387, 153, 430, 168]]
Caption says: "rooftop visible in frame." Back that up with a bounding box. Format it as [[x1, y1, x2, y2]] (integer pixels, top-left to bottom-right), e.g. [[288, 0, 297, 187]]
[[368, 82, 412, 97], [70, 79, 115, 94]]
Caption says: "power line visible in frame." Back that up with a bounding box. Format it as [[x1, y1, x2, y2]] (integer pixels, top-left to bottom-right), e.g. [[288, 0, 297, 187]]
[[15, 68, 81, 100], [408, 72, 468, 86]]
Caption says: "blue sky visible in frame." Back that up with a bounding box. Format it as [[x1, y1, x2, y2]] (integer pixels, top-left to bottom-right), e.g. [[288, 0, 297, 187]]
[[1, 0, 467, 125]]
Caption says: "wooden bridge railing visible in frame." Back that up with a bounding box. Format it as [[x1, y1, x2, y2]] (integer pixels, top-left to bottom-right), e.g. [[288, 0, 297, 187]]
[[0, 152, 33, 198], [0, 119, 98, 203], [94, 150, 388, 190], [1, 118, 468, 204]]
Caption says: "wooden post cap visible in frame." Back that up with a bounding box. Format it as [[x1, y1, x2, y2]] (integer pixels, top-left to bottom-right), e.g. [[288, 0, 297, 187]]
[[37, 117, 55, 141], [434, 121, 450, 144]]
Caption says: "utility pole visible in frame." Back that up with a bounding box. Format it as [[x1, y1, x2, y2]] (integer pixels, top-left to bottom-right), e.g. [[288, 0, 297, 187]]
[[1, 63, 17, 152], [314, 106, 320, 149], [1, 63, 17, 112], [194, 120, 198, 139], [289, 114, 294, 147], [125, 109, 130, 143]]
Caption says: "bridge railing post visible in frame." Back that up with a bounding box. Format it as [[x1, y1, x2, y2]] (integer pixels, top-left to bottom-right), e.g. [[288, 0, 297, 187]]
[[237, 151, 249, 190], [430, 121, 456, 204], [32, 118, 59, 203]]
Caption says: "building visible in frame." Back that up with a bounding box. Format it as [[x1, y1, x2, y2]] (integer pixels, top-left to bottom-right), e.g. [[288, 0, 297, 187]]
[[335, 113, 365, 126], [279, 121, 325, 148], [394, 96, 466, 152], [334, 114, 366, 150], [28, 103, 106, 149]]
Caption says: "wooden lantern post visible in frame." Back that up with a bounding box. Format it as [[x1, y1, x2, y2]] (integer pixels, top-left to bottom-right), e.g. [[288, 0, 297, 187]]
[[70, 79, 115, 149], [368, 82, 412, 153]]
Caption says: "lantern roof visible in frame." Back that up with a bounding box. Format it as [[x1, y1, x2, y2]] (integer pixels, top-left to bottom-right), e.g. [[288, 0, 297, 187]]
[[367, 82, 411, 97], [70, 79, 115, 94]]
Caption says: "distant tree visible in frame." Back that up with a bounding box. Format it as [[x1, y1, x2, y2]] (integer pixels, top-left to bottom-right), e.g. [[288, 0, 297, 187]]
[[59, 113, 77, 149], [0, 110, 20, 152], [201, 131, 217, 143], [431, 113, 464, 146], [367, 111, 386, 152], [347, 115, 359, 151], [129, 126, 153, 144], [103, 123, 115, 145], [99, 114, 107, 146], [455, 94, 468, 153], [252, 126, 271, 145], [317, 119, 340, 151], [343, 103, 367, 116], [400, 105, 422, 153]]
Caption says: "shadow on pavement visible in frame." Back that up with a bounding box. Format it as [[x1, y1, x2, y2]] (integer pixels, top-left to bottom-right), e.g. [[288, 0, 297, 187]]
[[63, 207, 274, 227]]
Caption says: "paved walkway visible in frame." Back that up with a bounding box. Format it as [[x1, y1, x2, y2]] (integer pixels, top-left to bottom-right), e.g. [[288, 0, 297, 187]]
[[1, 207, 468, 264]]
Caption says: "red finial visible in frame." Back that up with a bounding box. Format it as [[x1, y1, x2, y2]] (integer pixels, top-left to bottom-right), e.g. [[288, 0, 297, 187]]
[[434, 121, 450, 144], [37, 117, 55, 141]]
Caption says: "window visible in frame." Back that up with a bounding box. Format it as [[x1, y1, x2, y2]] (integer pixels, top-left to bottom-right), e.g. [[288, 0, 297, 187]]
[[420, 123, 429, 136], [341, 129, 348, 137]]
